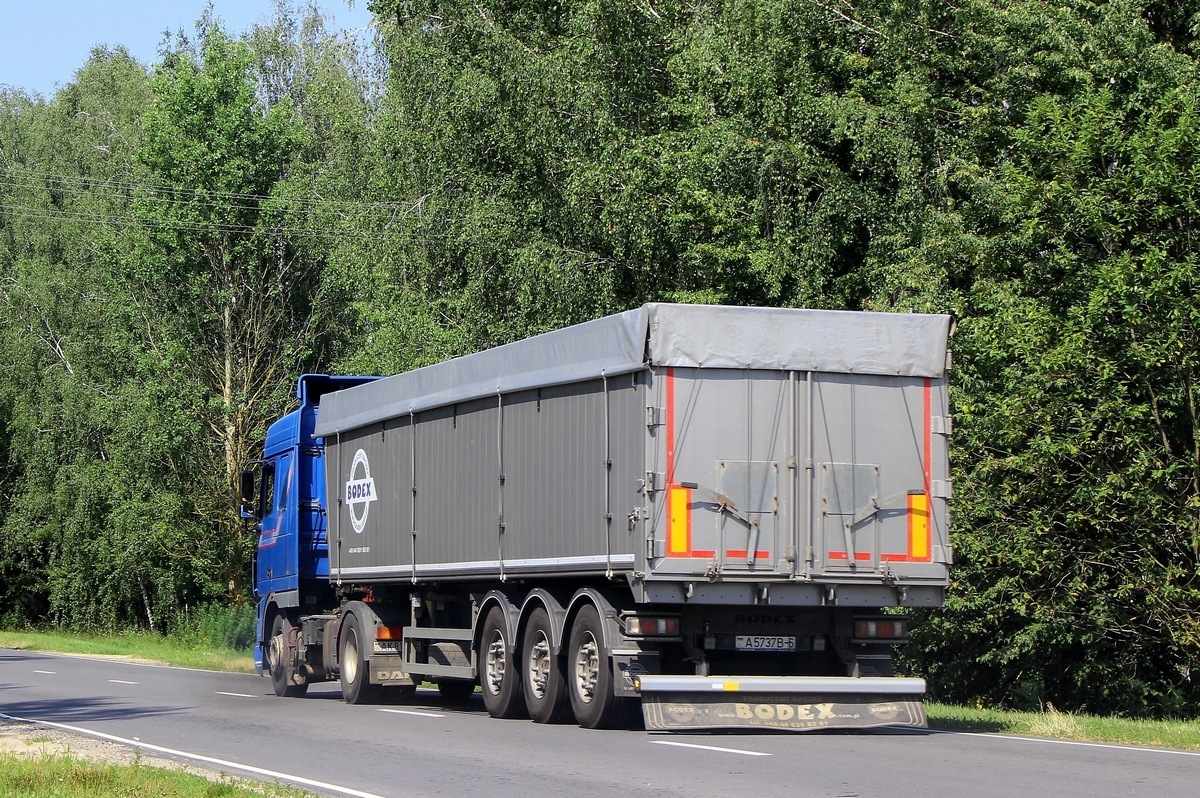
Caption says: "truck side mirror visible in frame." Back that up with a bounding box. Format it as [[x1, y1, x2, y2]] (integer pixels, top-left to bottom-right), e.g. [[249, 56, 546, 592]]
[[238, 470, 258, 520]]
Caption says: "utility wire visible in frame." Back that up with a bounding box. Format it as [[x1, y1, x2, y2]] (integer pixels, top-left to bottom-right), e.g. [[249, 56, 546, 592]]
[[0, 165, 450, 241], [0, 202, 449, 242]]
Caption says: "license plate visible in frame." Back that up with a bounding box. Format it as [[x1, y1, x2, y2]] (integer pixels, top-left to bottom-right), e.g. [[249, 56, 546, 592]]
[[735, 635, 796, 652]]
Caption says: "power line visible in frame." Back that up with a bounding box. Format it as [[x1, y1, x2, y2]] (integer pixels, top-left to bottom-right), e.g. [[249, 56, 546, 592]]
[[0, 201, 449, 243], [0, 167, 420, 214]]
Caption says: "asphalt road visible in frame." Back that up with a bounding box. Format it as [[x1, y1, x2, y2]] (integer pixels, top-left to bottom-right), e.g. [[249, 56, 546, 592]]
[[1, 648, 1196, 797]]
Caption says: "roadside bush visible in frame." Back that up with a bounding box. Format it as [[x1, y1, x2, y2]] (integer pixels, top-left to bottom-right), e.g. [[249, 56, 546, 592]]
[[169, 602, 256, 651]]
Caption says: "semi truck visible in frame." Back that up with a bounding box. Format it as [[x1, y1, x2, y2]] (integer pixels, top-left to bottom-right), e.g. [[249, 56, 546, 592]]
[[239, 303, 953, 731]]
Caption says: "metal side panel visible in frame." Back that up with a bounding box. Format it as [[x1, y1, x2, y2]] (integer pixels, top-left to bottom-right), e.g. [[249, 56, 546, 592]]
[[326, 374, 648, 583]]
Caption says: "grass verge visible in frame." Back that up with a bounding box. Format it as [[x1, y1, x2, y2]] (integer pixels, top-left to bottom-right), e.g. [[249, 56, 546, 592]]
[[0, 629, 253, 673], [0, 752, 311, 798], [925, 702, 1200, 751]]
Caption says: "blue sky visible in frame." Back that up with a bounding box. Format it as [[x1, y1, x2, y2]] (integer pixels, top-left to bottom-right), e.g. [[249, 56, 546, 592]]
[[0, 1, 374, 98]]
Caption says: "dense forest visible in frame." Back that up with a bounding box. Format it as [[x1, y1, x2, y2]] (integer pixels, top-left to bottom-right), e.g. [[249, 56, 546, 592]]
[[1, 0, 1198, 718]]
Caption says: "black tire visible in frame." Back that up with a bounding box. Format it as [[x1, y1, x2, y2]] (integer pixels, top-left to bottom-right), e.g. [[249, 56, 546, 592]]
[[268, 614, 308, 698], [437, 680, 477, 704], [522, 606, 569, 723], [339, 612, 383, 705], [567, 603, 624, 729], [479, 605, 525, 718]]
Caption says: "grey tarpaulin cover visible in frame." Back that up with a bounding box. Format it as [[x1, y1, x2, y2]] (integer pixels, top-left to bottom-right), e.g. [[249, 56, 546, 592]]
[[313, 304, 951, 437]]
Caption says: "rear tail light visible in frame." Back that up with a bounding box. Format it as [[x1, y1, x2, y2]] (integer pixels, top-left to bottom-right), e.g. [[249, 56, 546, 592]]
[[624, 615, 681, 636], [854, 618, 907, 640], [375, 625, 404, 641]]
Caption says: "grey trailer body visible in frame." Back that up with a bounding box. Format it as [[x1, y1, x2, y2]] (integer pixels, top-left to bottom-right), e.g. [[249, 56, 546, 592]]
[[316, 304, 950, 594], [268, 304, 951, 731]]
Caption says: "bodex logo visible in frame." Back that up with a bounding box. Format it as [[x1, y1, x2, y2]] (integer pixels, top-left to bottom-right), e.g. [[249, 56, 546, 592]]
[[345, 449, 377, 534]]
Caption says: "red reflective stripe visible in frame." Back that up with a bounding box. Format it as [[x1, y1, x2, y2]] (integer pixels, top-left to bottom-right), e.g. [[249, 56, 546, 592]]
[[725, 549, 770, 559], [666, 367, 677, 486], [828, 551, 871, 561], [923, 378, 932, 497]]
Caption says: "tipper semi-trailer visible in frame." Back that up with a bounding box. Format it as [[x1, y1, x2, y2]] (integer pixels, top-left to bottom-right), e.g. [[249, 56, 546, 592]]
[[240, 303, 953, 731]]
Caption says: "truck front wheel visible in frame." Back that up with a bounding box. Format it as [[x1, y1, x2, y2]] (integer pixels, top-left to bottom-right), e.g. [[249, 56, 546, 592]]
[[339, 612, 382, 705], [567, 604, 624, 728], [480, 605, 525, 718], [268, 614, 308, 698]]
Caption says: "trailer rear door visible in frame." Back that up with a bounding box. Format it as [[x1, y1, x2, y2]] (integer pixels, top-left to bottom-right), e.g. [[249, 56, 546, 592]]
[[647, 366, 794, 578], [646, 367, 950, 584]]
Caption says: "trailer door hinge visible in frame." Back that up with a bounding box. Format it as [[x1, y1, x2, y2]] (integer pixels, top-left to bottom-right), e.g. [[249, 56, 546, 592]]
[[646, 406, 664, 428], [931, 415, 953, 436], [932, 479, 953, 499]]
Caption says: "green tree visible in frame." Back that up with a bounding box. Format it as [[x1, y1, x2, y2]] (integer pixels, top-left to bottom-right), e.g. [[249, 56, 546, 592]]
[[907, 1, 1200, 717], [0, 49, 220, 631], [133, 20, 328, 600]]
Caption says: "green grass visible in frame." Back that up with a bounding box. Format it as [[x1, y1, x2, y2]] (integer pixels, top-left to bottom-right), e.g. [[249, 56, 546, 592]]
[[0, 629, 254, 673], [925, 702, 1200, 751], [0, 753, 312, 798]]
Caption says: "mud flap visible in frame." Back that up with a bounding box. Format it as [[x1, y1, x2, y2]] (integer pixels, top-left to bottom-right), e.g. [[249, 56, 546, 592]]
[[636, 675, 927, 732]]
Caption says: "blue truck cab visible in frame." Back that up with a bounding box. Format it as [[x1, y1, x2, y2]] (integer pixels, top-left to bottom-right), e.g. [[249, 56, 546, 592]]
[[240, 374, 377, 675]]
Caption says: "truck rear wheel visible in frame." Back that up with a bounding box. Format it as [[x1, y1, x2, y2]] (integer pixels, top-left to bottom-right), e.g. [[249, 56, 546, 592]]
[[522, 607, 568, 723], [339, 612, 382, 705], [567, 603, 624, 729], [480, 605, 525, 718], [268, 614, 308, 698]]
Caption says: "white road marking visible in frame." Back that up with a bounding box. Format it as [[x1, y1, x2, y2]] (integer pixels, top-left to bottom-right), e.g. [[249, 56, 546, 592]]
[[935, 730, 1200, 758], [650, 740, 771, 757], [107, 679, 139, 685], [33, 670, 56, 675], [0, 711, 386, 798], [215, 692, 257, 699], [378, 708, 446, 718]]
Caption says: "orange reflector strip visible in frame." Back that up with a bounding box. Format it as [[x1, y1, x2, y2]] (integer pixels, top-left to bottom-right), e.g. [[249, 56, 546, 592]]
[[668, 486, 692, 555], [908, 492, 931, 562]]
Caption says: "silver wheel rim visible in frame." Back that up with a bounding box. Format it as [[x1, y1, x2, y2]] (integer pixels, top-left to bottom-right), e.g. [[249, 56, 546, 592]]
[[527, 630, 551, 700], [344, 629, 359, 684], [485, 631, 506, 695], [573, 631, 599, 705], [270, 628, 286, 675]]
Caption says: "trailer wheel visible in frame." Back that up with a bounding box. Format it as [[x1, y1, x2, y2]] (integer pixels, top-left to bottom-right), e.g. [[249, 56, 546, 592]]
[[522, 607, 568, 723], [567, 603, 624, 728], [339, 612, 382, 705], [480, 605, 525, 718], [268, 614, 308, 698]]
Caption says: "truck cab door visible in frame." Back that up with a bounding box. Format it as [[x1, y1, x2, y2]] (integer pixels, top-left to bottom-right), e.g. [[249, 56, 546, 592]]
[[257, 452, 298, 590]]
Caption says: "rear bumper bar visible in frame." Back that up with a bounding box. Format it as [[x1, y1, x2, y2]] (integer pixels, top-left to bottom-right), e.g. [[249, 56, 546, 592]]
[[635, 675, 928, 732]]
